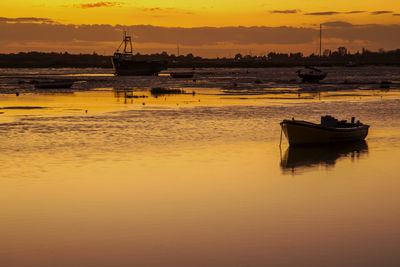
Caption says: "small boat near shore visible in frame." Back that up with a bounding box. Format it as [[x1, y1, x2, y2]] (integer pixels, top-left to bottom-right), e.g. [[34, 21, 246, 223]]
[[280, 115, 369, 146], [345, 61, 359, 67], [31, 79, 75, 89], [296, 66, 327, 83], [295, 25, 327, 83], [169, 71, 195, 78]]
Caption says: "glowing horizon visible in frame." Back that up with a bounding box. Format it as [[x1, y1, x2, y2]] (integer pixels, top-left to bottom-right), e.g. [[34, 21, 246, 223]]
[[1, 0, 400, 57]]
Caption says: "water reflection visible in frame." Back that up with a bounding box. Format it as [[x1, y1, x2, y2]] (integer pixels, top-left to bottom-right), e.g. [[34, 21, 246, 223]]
[[280, 141, 369, 175], [113, 88, 148, 104]]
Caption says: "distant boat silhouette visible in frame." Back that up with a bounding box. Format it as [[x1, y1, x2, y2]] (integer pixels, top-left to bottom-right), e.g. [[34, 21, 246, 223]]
[[112, 32, 167, 76], [345, 61, 359, 67], [296, 66, 327, 83], [169, 71, 195, 78], [32, 79, 74, 89], [297, 24, 327, 83]]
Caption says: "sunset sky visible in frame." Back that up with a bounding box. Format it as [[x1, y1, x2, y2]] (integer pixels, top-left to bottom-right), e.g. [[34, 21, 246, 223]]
[[1, 0, 400, 57]]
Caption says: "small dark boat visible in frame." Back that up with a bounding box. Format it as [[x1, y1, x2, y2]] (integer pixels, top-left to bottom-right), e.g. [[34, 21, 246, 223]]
[[111, 32, 167, 76], [280, 115, 369, 146], [32, 79, 74, 89], [380, 80, 392, 89], [170, 71, 195, 78], [296, 66, 327, 83], [296, 25, 328, 83], [345, 61, 359, 67]]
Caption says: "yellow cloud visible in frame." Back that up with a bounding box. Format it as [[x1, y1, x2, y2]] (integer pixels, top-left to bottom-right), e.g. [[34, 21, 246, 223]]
[[75, 1, 123, 9]]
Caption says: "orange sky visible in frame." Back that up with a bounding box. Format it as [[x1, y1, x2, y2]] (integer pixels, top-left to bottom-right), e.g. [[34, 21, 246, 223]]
[[2, 0, 400, 26], [1, 0, 400, 57]]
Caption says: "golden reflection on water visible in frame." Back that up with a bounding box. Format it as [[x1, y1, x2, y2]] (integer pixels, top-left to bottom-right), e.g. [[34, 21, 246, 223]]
[[2, 141, 400, 266], [1, 89, 400, 266], [1, 87, 400, 120]]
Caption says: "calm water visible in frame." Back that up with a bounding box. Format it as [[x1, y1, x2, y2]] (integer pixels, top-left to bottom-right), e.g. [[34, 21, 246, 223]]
[[1, 68, 400, 266]]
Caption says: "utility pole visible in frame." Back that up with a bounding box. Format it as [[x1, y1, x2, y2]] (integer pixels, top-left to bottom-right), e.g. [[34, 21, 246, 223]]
[[319, 24, 322, 57]]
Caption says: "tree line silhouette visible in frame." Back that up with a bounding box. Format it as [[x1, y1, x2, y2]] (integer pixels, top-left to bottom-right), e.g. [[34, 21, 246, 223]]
[[1, 47, 400, 68]]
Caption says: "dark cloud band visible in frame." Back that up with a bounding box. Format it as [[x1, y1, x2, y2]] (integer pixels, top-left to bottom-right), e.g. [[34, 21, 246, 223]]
[[75, 2, 122, 9], [0, 17, 55, 23], [344, 11, 365, 14], [304, 11, 341, 16], [270, 10, 299, 14], [371, 11, 393, 15], [0, 21, 399, 48], [304, 11, 368, 16]]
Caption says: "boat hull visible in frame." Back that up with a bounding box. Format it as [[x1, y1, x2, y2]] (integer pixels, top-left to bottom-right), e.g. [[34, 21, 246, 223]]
[[298, 73, 327, 83], [281, 120, 369, 146], [33, 81, 74, 89], [170, 72, 195, 78], [112, 58, 167, 76]]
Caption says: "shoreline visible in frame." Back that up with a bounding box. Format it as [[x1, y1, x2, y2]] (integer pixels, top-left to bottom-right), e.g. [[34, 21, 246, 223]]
[[2, 63, 400, 69], [1, 66, 400, 95]]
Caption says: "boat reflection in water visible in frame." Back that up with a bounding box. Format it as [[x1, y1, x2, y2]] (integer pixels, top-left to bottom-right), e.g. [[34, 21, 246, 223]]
[[113, 88, 149, 104], [280, 140, 369, 175]]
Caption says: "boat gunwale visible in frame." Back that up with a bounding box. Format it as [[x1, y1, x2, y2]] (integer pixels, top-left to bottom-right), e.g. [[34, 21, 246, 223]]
[[297, 73, 327, 79], [280, 119, 369, 132]]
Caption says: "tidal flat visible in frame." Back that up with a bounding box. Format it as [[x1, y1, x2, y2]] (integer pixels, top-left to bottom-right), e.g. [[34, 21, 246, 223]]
[[1, 67, 400, 267]]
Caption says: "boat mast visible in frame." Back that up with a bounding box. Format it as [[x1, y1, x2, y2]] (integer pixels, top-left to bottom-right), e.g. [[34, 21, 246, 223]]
[[123, 31, 133, 55], [116, 31, 133, 55], [319, 24, 322, 57]]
